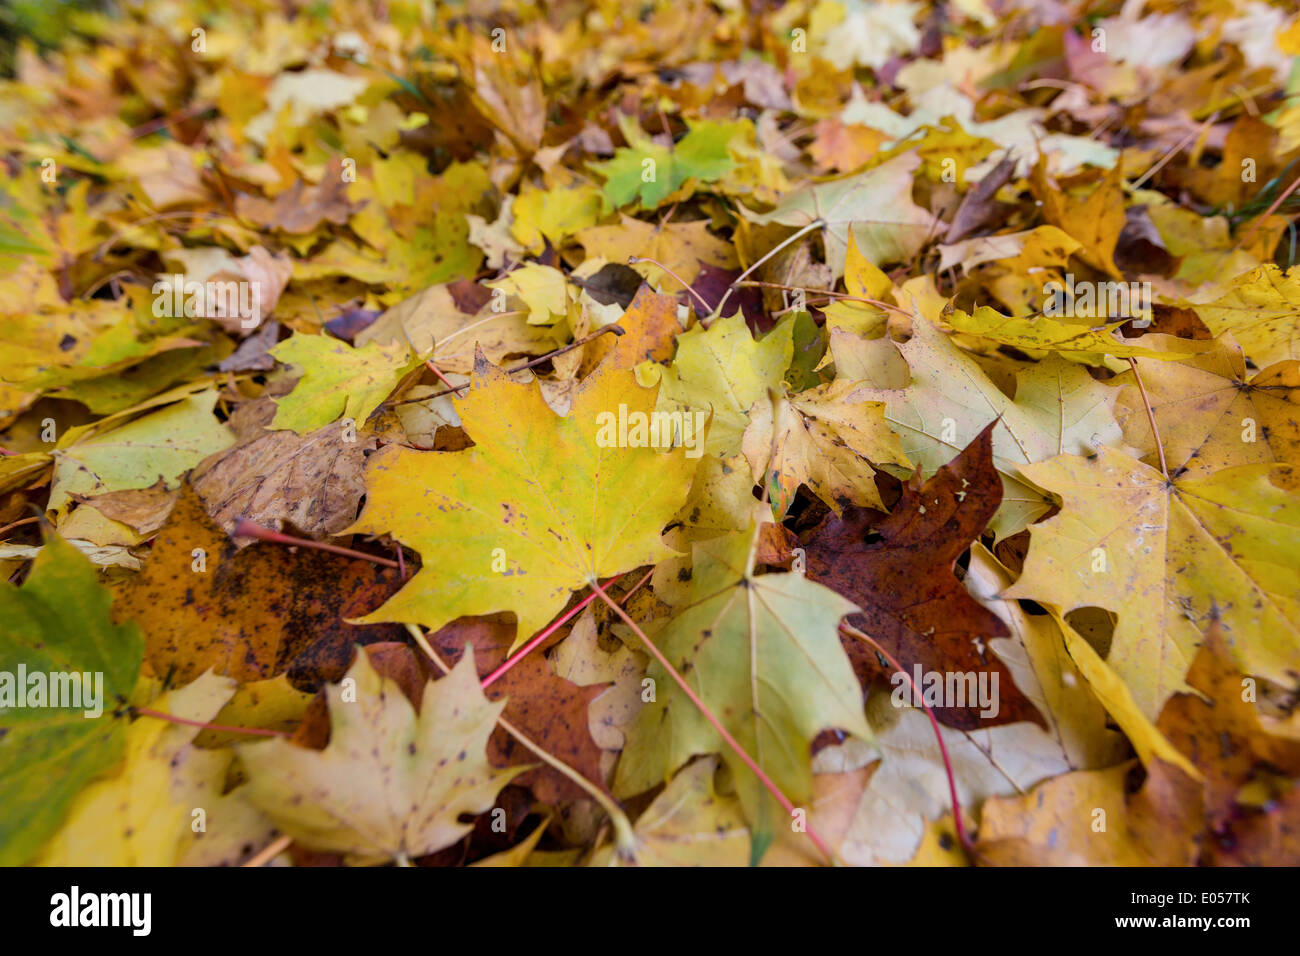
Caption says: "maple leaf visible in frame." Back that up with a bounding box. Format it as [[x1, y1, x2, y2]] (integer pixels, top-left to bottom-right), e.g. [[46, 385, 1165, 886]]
[[1039, 598, 1199, 779], [579, 285, 681, 373], [33, 672, 274, 867], [802, 424, 1043, 730], [47, 389, 234, 513], [946, 306, 1199, 360], [510, 175, 606, 253], [849, 313, 1128, 538], [356, 281, 564, 376], [741, 379, 911, 517], [599, 757, 753, 866], [830, 696, 1072, 866], [637, 311, 794, 459], [1115, 335, 1300, 478], [429, 614, 609, 804], [113, 487, 405, 686], [1031, 161, 1127, 279], [238, 649, 520, 865], [191, 411, 376, 539], [964, 544, 1130, 769], [0, 533, 143, 866], [484, 262, 569, 325], [975, 760, 1203, 866], [592, 116, 739, 211], [348, 356, 696, 648], [576, 215, 737, 295], [1006, 450, 1300, 718], [594, 755, 849, 866], [616, 525, 873, 854], [235, 159, 362, 235], [1156, 622, 1300, 864], [270, 333, 416, 434], [1187, 264, 1300, 368], [8, 0, 1300, 872]]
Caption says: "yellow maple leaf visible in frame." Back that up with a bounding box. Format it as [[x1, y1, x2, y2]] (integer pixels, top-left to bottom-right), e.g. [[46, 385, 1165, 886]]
[[348, 356, 697, 647], [1006, 449, 1300, 719]]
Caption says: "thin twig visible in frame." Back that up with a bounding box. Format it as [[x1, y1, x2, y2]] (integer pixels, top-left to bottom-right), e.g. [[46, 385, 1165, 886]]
[[480, 568, 652, 688], [233, 519, 401, 568], [423, 360, 462, 395], [433, 310, 529, 350], [0, 516, 39, 537], [412, 326, 626, 402], [1233, 173, 1300, 251], [130, 101, 215, 139], [481, 574, 624, 688], [626, 255, 711, 312], [714, 218, 825, 319], [242, 834, 292, 867], [733, 279, 912, 317], [1130, 112, 1217, 191]]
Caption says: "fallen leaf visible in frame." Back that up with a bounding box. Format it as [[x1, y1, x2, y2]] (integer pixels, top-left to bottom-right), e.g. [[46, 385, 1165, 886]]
[[348, 356, 695, 649], [113, 486, 406, 686], [0, 533, 144, 865], [1007, 451, 1300, 718], [239, 648, 520, 865]]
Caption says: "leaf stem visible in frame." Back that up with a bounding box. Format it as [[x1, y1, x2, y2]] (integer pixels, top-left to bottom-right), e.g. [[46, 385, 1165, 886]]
[[732, 279, 912, 317], [481, 574, 624, 688], [232, 519, 401, 568], [418, 326, 626, 401], [626, 255, 712, 312], [0, 516, 39, 536], [588, 577, 840, 865], [481, 568, 652, 689], [133, 705, 292, 738], [1126, 357, 1169, 481], [404, 623, 640, 861], [423, 360, 462, 396], [839, 622, 976, 861], [1233, 172, 1300, 251], [241, 834, 292, 867], [714, 218, 825, 319]]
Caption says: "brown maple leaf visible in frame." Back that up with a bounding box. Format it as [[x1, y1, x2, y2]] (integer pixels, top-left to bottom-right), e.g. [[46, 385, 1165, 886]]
[[1157, 619, 1300, 864], [801, 422, 1044, 730]]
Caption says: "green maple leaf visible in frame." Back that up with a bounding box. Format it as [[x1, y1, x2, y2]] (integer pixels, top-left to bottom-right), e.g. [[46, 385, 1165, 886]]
[[0, 532, 144, 865], [593, 116, 741, 211], [615, 526, 873, 859], [637, 311, 795, 459], [270, 333, 417, 434]]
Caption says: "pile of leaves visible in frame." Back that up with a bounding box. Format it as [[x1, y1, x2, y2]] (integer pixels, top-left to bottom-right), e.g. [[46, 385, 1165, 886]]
[[2, 0, 1300, 867]]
